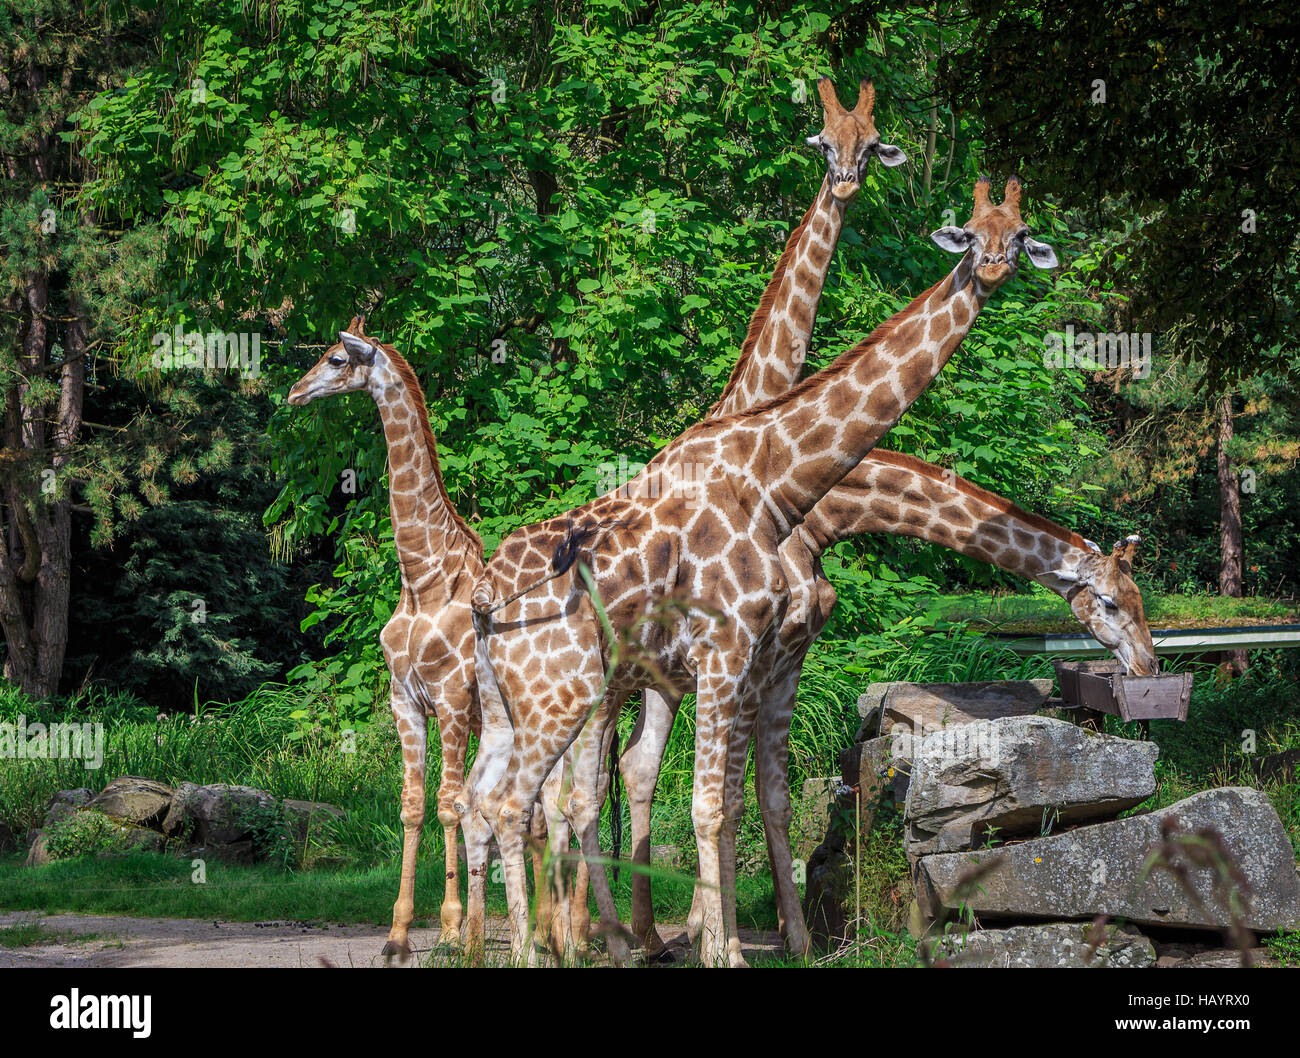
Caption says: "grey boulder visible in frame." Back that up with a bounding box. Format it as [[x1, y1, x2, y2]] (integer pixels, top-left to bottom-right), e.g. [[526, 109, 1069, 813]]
[[935, 922, 1156, 968], [915, 787, 1300, 932], [904, 716, 1158, 856]]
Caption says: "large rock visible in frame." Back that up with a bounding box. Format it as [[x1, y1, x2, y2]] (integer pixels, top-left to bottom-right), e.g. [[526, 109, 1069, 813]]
[[858, 679, 1054, 738], [24, 831, 50, 866], [904, 716, 1158, 856], [26, 811, 165, 865], [182, 841, 255, 866], [160, 781, 200, 838], [161, 783, 278, 845], [936, 922, 1156, 967], [48, 788, 94, 809], [42, 788, 95, 829], [840, 736, 901, 813], [88, 777, 174, 828], [915, 787, 1300, 932]]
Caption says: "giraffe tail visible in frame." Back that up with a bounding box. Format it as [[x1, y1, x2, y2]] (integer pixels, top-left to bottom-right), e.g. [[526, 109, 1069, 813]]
[[552, 519, 602, 576], [608, 727, 622, 886], [471, 580, 494, 613]]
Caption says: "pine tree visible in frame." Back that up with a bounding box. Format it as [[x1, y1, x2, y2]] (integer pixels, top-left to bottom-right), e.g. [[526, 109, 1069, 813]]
[[0, 1, 155, 697]]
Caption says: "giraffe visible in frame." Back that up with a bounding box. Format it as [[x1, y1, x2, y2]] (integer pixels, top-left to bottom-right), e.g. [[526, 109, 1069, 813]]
[[539, 72, 905, 961], [287, 318, 496, 960], [711, 75, 905, 417], [467, 175, 1062, 966], [620, 453, 1159, 955]]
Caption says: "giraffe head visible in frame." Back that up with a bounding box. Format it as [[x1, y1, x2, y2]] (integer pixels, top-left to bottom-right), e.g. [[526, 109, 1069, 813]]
[[287, 315, 387, 405], [805, 77, 906, 203], [1036, 534, 1159, 676], [931, 176, 1058, 293]]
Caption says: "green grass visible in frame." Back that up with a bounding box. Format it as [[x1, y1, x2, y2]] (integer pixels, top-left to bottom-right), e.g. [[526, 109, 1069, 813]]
[[0, 918, 108, 948], [1, 631, 1295, 969], [925, 587, 1300, 634], [0, 850, 781, 934]]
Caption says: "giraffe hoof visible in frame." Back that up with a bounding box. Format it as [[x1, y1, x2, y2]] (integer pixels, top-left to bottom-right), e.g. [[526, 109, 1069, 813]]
[[381, 939, 412, 963]]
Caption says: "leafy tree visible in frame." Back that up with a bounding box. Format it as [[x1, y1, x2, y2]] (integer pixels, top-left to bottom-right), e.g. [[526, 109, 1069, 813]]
[[938, 0, 1299, 389], [0, 0, 162, 697], [67, 1, 1114, 693]]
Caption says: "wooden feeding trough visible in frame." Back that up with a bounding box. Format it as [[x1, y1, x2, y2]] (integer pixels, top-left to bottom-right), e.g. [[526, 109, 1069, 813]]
[[1053, 659, 1193, 722]]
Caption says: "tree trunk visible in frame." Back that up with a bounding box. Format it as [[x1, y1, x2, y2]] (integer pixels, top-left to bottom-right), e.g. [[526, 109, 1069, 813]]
[[1215, 393, 1247, 676]]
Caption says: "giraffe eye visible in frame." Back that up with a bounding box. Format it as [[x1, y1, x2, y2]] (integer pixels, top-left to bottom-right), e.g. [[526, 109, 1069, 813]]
[[329, 356, 346, 366]]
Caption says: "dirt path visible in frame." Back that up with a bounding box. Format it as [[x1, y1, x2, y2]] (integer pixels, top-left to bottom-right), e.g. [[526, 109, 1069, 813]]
[[0, 910, 781, 967]]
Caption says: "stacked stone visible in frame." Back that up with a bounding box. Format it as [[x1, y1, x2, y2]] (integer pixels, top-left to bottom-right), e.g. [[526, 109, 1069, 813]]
[[804, 681, 1300, 968]]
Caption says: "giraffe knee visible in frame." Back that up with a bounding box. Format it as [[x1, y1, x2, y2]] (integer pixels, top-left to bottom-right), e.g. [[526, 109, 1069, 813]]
[[692, 803, 724, 842], [399, 796, 426, 828]]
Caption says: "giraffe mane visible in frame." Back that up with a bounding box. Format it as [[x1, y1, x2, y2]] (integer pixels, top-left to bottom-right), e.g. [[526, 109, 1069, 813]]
[[706, 179, 828, 419], [378, 342, 484, 560], [869, 448, 1090, 552]]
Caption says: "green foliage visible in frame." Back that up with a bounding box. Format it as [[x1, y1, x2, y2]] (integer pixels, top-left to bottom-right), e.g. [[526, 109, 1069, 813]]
[[67, 1, 1114, 695], [942, 0, 1300, 389], [66, 373, 319, 705], [42, 811, 146, 861], [1265, 930, 1300, 968]]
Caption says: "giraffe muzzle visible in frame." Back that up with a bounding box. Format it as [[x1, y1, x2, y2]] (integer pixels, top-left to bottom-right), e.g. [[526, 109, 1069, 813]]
[[830, 173, 860, 200]]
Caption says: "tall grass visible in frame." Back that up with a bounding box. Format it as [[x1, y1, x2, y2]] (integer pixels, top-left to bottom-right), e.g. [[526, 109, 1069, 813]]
[[4, 628, 1294, 940]]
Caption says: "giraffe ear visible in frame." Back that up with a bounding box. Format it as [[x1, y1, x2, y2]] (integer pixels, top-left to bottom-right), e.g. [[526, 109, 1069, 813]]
[[1035, 568, 1082, 597], [931, 226, 972, 254], [933, 227, 976, 292], [874, 142, 907, 167], [1022, 236, 1058, 269], [339, 330, 377, 364]]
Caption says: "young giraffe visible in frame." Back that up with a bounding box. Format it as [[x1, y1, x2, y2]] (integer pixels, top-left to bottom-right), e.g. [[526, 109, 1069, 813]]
[[541, 73, 904, 960], [467, 175, 1061, 966], [287, 318, 493, 958], [622, 457, 1159, 954]]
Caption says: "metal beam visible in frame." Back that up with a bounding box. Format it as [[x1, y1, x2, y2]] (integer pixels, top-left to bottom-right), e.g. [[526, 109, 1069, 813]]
[[991, 623, 1300, 657]]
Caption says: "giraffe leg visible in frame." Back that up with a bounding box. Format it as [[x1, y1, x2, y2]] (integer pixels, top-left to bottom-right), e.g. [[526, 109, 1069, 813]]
[[529, 805, 551, 951], [458, 806, 492, 963], [539, 760, 575, 959], [621, 688, 679, 951], [691, 663, 748, 968], [566, 701, 631, 967], [434, 705, 470, 950], [755, 678, 812, 958], [462, 658, 516, 964], [719, 694, 760, 970], [493, 789, 536, 967], [382, 683, 426, 962]]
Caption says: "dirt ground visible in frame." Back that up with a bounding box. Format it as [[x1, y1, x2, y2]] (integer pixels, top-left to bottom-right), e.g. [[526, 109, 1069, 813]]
[[0, 910, 782, 968]]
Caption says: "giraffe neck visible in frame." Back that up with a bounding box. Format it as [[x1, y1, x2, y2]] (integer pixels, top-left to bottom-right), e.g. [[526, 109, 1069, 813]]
[[370, 353, 484, 597], [709, 175, 846, 418], [800, 450, 1092, 590], [750, 258, 989, 528]]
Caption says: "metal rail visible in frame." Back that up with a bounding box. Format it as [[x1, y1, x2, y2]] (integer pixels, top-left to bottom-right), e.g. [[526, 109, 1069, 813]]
[[990, 623, 1300, 657]]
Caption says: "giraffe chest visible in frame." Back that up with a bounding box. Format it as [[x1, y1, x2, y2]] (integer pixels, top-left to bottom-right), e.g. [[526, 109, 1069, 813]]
[[381, 605, 475, 693]]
